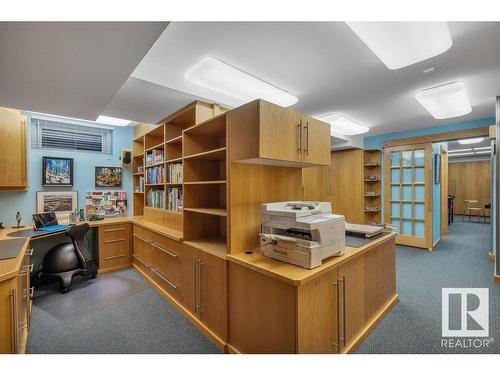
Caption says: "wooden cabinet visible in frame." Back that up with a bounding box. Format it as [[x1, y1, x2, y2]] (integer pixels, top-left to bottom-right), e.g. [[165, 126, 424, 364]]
[[229, 100, 331, 167], [181, 243, 227, 340], [150, 233, 181, 299], [0, 247, 32, 354], [0, 107, 27, 190], [132, 226, 152, 275], [98, 224, 132, 272], [302, 165, 332, 201]]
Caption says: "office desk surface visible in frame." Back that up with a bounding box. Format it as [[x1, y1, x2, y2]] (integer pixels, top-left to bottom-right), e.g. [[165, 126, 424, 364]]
[[0, 216, 182, 283], [227, 232, 396, 286]]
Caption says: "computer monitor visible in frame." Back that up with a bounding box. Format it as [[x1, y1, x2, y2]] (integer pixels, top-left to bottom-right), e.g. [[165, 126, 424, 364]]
[[33, 212, 58, 230]]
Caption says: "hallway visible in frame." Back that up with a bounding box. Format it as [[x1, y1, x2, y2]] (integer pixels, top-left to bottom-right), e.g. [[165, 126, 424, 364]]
[[357, 219, 499, 353]]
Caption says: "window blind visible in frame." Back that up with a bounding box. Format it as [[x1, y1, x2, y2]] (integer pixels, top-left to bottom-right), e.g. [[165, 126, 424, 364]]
[[31, 118, 113, 155]]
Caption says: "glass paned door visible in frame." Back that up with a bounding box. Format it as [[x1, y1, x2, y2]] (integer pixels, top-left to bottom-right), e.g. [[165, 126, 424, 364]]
[[384, 143, 432, 249]]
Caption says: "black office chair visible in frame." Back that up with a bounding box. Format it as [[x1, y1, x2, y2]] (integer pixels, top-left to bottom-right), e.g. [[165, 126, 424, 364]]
[[39, 223, 97, 293]]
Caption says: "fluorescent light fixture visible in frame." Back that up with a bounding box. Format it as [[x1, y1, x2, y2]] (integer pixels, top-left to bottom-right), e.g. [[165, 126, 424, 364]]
[[185, 56, 298, 107], [475, 150, 491, 155], [317, 113, 370, 136], [96, 115, 132, 127], [346, 22, 452, 70], [449, 152, 474, 157], [448, 148, 472, 153], [458, 137, 484, 145], [415, 82, 472, 119], [473, 146, 491, 151]]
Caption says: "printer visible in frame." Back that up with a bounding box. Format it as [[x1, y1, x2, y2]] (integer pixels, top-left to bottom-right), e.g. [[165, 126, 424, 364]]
[[259, 201, 345, 269]]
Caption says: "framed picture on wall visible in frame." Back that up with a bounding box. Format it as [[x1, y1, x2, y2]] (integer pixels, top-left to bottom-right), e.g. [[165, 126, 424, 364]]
[[434, 153, 441, 184], [36, 191, 78, 222], [42, 156, 74, 186], [95, 166, 122, 188]]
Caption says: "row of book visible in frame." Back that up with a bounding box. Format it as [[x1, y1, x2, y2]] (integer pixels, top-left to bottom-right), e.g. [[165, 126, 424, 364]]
[[146, 165, 165, 184], [167, 187, 183, 211], [167, 163, 183, 184], [146, 189, 165, 209], [134, 176, 145, 193], [145, 149, 164, 166]]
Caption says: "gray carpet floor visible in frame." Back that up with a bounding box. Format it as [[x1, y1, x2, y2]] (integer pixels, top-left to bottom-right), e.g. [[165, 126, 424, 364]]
[[357, 218, 499, 354], [27, 269, 221, 353], [27, 218, 498, 354]]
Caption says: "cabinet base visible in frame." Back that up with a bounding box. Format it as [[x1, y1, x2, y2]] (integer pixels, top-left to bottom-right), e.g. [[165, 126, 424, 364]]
[[98, 263, 131, 274], [342, 293, 399, 354], [131, 264, 227, 352]]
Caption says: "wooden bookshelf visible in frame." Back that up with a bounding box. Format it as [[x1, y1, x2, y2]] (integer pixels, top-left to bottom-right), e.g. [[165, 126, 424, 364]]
[[131, 101, 228, 237], [363, 149, 382, 225]]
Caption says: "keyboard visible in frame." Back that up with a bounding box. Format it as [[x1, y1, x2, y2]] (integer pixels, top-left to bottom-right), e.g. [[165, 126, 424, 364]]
[[36, 224, 69, 232]]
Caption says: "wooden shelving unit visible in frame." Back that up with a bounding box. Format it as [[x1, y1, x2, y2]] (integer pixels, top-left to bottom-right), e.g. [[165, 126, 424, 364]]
[[131, 101, 228, 237], [363, 149, 382, 225], [183, 114, 228, 254]]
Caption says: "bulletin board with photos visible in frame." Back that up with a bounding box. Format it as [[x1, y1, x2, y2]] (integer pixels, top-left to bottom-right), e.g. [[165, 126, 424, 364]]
[[85, 191, 127, 217]]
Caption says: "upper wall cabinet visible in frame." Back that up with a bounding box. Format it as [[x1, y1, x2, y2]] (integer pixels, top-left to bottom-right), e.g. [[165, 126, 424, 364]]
[[0, 107, 27, 190], [228, 100, 331, 167]]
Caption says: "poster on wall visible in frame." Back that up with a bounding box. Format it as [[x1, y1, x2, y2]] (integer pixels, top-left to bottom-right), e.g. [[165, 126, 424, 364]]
[[85, 191, 127, 217], [36, 191, 78, 223], [42, 156, 74, 186], [95, 166, 122, 187]]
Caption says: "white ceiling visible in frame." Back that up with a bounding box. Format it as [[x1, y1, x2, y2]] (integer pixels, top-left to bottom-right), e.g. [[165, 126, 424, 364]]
[[1, 22, 499, 137], [105, 21, 500, 135], [0, 22, 167, 120]]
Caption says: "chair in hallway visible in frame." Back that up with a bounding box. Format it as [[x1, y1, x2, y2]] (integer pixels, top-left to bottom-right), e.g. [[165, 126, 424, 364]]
[[463, 199, 485, 222]]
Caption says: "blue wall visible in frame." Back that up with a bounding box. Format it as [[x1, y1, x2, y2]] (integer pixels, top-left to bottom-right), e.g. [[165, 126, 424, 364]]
[[364, 116, 494, 245], [0, 114, 134, 226]]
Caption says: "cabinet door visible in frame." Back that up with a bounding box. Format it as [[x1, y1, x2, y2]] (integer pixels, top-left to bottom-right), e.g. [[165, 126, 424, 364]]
[[338, 254, 365, 352], [180, 243, 199, 314], [199, 251, 227, 340], [132, 232, 151, 269], [0, 107, 27, 189], [0, 278, 17, 353], [301, 116, 331, 166], [259, 101, 303, 164], [296, 269, 339, 353]]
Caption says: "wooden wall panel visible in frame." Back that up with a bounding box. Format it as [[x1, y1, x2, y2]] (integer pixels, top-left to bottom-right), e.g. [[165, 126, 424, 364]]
[[331, 149, 364, 223], [448, 160, 491, 216]]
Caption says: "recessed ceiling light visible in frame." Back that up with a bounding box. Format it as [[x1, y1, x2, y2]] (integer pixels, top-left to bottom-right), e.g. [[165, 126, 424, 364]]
[[458, 137, 484, 145], [448, 148, 472, 153], [415, 82, 472, 119], [449, 152, 474, 157], [184, 56, 298, 107], [317, 114, 370, 136], [346, 22, 452, 70], [473, 146, 491, 151], [96, 115, 132, 127]]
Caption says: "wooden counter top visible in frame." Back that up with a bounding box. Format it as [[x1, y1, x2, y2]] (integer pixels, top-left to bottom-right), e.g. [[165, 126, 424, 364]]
[[227, 232, 396, 286], [0, 215, 183, 283]]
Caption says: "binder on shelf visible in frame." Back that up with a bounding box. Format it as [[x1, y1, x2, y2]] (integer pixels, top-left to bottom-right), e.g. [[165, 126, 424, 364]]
[[167, 163, 183, 184], [146, 189, 165, 209], [167, 187, 183, 211], [146, 165, 166, 184]]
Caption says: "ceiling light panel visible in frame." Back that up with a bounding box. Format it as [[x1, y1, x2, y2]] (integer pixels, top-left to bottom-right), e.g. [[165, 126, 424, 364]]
[[346, 22, 452, 70], [448, 148, 472, 153], [458, 137, 484, 145], [473, 146, 491, 151], [475, 150, 491, 155], [317, 114, 370, 136], [96, 115, 132, 127], [184, 56, 298, 107], [449, 152, 474, 157], [415, 82, 472, 119]]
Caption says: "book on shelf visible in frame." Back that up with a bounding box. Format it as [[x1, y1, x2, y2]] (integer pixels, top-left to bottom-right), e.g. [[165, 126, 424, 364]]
[[146, 189, 165, 209], [167, 187, 183, 211], [135, 176, 145, 192], [146, 165, 166, 184], [167, 163, 183, 184], [145, 149, 164, 165]]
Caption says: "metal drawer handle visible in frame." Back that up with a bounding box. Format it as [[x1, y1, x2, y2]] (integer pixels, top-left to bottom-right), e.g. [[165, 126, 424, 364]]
[[133, 254, 150, 267], [151, 242, 178, 258], [297, 120, 302, 152], [104, 238, 125, 244], [339, 276, 346, 345], [151, 268, 178, 289], [9, 289, 18, 353], [26, 248, 34, 257], [133, 234, 151, 243], [331, 279, 339, 352], [20, 264, 33, 275], [104, 227, 126, 232], [104, 254, 126, 260], [28, 287, 34, 298]]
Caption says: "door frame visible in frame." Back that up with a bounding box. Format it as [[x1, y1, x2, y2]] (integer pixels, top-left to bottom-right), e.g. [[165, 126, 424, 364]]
[[441, 148, 449, 236], [384, 143, 433, 249]]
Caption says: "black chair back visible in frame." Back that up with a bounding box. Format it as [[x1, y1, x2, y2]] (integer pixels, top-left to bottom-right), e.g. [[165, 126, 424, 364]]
[[66, 223, 92, 269]]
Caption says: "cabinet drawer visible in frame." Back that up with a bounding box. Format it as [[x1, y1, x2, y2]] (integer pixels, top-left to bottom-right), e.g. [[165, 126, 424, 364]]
[[133, 254, 152, 277], [133, 225, 153, 241], [101, 224, 131, 241], [101, 238, 129, 258]]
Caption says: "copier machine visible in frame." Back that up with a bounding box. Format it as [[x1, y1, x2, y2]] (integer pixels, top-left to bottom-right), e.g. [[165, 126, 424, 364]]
[[259, 201, 345, 269]]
